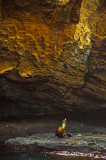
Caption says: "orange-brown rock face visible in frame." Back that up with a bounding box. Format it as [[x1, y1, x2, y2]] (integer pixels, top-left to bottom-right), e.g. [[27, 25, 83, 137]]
[[0, 0, 105, 118]]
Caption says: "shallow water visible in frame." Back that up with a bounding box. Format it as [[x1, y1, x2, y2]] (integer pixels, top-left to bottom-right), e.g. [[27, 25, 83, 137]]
[[0, 152, 106, 160], [0, 152, 56, 160]]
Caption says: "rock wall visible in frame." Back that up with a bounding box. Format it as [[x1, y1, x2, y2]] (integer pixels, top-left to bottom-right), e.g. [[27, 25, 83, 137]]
[[0, 0, 106, 118]]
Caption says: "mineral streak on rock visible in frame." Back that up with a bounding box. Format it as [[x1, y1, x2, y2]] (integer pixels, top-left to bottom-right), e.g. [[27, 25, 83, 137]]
[[0, 0, 106, 118]]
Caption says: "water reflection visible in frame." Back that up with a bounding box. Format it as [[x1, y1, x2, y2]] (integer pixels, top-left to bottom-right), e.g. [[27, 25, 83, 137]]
[[50, 151, 106, 160], [0, 151, 106, 160], [0, 152, 56, 160]]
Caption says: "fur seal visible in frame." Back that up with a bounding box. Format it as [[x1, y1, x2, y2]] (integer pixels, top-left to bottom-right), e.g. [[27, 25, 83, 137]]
[[56, 118, 72, 138]]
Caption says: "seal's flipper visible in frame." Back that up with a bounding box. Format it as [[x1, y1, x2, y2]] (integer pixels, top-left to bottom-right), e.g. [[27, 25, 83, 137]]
[[66, 131, 72, 137]]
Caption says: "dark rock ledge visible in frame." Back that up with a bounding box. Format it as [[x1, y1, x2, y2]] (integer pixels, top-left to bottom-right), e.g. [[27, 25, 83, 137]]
[[4, 132, 106, 159]]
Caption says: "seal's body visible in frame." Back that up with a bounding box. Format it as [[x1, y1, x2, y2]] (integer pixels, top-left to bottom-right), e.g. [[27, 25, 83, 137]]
[[56, 118, 67, 138], [56, 118, 72, 138]]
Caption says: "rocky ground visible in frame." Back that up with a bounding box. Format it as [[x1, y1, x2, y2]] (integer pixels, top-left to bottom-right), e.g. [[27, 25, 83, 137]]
[[5, 132, 106, 153]]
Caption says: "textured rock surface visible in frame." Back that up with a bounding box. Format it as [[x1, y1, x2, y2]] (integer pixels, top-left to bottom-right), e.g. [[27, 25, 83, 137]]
[[0, 0, 106, 118], [5, 132, 106, 156]]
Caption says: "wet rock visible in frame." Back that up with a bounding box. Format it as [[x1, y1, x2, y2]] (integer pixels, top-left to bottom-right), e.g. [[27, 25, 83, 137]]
[[4, 132, 106, 153], [88, 142, 96, 146], [77, 134, 82, 137], [92, 130, 99, 134]]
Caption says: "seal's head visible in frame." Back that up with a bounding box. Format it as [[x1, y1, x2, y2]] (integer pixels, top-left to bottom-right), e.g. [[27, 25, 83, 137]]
[[62, 118, 66, 123], [62, 118, 67, 129]]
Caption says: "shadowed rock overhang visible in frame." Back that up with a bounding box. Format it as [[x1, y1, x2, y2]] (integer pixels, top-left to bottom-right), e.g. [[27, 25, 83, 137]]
[[0, 0, 106, 118]]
